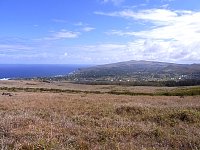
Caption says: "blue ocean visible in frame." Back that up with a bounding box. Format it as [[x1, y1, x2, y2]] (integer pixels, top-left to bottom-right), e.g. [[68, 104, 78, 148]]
[[0, 64, 89, 79]]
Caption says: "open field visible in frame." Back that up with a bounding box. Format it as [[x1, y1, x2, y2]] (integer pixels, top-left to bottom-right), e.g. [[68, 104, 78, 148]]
[[0, 80, 200, 149], [0, 80, 176, 93]]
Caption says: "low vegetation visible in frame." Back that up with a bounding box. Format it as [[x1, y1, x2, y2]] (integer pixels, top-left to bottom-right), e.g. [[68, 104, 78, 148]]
[[72, 79, 200, 87], [0, 81, 200, 149], [0, 85, 200, 96]]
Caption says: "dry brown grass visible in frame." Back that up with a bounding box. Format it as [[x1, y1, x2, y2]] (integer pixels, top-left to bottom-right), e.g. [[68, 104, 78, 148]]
[[0, 81, 200, 150]]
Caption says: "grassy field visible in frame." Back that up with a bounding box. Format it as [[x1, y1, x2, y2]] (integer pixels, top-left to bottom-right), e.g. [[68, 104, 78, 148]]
[[0, 80, 200, 150]]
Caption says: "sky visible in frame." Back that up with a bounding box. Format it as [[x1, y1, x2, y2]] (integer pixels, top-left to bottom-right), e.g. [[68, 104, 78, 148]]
[[0, 0, 200, 64]]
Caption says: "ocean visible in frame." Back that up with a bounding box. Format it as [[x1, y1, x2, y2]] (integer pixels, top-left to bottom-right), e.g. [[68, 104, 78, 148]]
[[0, 64, 89, 79]]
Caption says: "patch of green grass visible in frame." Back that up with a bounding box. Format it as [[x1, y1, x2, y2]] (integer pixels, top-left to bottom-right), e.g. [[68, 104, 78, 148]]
[[157, 86, 200, 96], [108, 90, 154, 96]]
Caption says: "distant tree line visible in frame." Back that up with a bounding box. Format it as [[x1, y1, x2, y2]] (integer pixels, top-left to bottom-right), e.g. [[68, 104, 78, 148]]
[[74, 79, 200, 87], [163, 79, 200, 87]]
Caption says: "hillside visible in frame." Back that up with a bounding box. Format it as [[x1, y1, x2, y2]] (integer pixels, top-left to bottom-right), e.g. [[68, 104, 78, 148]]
[[68, 60, 200, 85]]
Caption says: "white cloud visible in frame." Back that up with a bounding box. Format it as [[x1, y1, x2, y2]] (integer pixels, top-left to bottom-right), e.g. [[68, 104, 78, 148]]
[[125, 39, 200, 63], [52, 19, 68, 23], [161, 4, 169, 9], [0, 44, 33, 51], [64, 52, 68, 56], [95, 9, 178, 25], [74, 22, 95, 32], [82, 27, 95, 32], [45, 29, 80, 40], [55, 30, 79, 39], [100, 0, 124, 5], [74, 22, 85, 26], [96, 8, 200, 63], [64, 44, 128, 64], [106, 30, 136, 36], [104, 9, 200, 45]]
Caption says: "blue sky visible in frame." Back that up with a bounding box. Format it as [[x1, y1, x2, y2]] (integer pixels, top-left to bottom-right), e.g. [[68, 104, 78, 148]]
[[0, 0, 200, 64]]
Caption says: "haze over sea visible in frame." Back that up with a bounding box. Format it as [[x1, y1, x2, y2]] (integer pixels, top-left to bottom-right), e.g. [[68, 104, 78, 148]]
[[0, 64, 89, 79]]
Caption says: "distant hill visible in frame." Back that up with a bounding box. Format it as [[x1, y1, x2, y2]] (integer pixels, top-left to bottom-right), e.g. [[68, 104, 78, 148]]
[[69, 60, 200, 84]]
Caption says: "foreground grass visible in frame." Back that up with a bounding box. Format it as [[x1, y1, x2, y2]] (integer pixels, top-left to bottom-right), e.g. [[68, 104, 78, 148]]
[[0, 91, 200, 150]]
